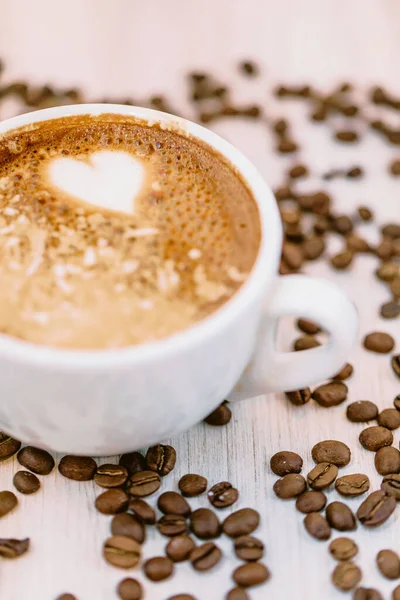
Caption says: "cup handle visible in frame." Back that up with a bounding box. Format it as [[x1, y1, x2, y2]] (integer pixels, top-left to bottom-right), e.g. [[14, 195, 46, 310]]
[[229, 274, 358, 400]]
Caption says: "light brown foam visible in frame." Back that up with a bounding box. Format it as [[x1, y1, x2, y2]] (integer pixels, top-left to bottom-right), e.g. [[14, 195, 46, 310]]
[[0, 114, 261, 349]]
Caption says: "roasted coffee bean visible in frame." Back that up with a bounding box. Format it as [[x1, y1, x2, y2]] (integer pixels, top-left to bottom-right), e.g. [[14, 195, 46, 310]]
[[158, 492, 191, 516], [295, 490, 326, 513], [381, 301, 400, 319], [335, 130, 359, 143], [383, 224, 400, 239], [303, 236, 325, 260], [394, 585, 400, 600], [208, 482, 238, 508], [304, 513, 331, 540], [128, 471, 161, 497], [179, 474, 208, 497], [312, 440, 351, 466], [377, 549, 400, 579], [297, 318, 320, 335], [167, 596, 197, 600], [273, 473, 307, 498], [375, 447, 400, 475], [391, 278, 400, 297], [331, 251, 353, 270], [285, 388, 311, 406], [13, 471, 40, 494], [232, 562, 270, 587], [390, 160, 400, 176], [0, 490, 18, 517], [270, 451, 303, 476], [103, 536, 141, 569], [143, 556, 173, 581], [58, 455, 97, 481], [117, 577, 143, 600], [0, 537, 28, 559], [190, 542, 222, 571], [346, 234, 370, 254], [157, 514, 188, 537], [146, 444, 176, 476], [204, 401, 232, 426], [278, 139, 298, 154], [94, 464, 128, 488], [363, 332, 395, 353], [129, 498, 156, 524], [347, 166, 363, 178], [166, 535, 196, 562], [347, 401, 379, 423], [293, 335, 320, 351], [357, 490, 396, 526], [333, 363, 354, 381], [332, 562, 362, 591], [56, 595, 77, 600], [329, 537, 358, 561], [307, 463, 338, 490], [378, 409, 400, 430], [282, 242, 303, 269], [190, 508, 220, 539], [359, 426, 393, 451], [119, 452, 146, 476], [358, 206, 373, 222], [0, 433, 21, 462], [395, 395, 400, 411], [376, 262, 399, 281], [234, 536, 264, 561], [273, 118, 288, 135], [111, 513, 145, 544], [353, 588, 383, 600], [289, 164, 308, 179], [326, 501, 356, 531], [240, 61, 258, 76], [312, 382, 348, 407], [222, 508, 260, 538], [382, 474, 400, 500], [17, 446, 54, 475], [392, 355, 400, 379], [226, 589, 249, 600], [95, 489, 129, 515], [335, 474, 370, 497]]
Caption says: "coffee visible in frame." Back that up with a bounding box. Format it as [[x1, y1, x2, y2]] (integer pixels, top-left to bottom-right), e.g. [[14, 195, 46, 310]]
[[0, 114, 260, 349]]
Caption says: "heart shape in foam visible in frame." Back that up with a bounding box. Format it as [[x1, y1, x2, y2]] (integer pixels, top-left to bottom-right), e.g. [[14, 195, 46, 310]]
[[49, 150, 144, 214]]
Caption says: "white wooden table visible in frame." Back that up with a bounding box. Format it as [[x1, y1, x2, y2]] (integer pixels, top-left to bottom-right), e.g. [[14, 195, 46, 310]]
[[1, 1, 400, 598]]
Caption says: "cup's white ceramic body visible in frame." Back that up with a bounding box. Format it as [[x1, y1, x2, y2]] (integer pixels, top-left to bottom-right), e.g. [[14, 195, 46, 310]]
[[0, 104, 358, 455]]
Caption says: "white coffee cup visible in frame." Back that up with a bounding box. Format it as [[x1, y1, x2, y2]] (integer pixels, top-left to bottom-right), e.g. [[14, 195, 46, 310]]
[[0, 104, 358, 455]]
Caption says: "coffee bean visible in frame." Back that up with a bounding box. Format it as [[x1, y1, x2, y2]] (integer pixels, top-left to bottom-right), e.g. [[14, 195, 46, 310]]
[[326, 501, 357, 531], [167, 596, 196, 600], [304, 513, 331, 540], [179, 474, 208, 497], [158, 492, 191, 516], [94, 464, 128, 488], [382, 301, 400, 319], [332, 561, 362, 591], [190, 542, 222, 571], [331, 251, 353, 270], [0, 537, 29, 558], [95, 489, 129, 515], [103, 536, 141, 569], [357, 490, 396, 527], [312, 382, 348, 407], [329, 537, 358, 561], [390, 160, 400, 176], [157, 514, 188, 537], [111, 513, 145, 544], [382, 474, 400, 500], [376, 261, 399, 282], [129, 498, 156, 524], [395, 395, 400, 411], [358, 206, 373, 222], [117, 577, 143, 600], [240, 61, 258, 76], [119, 452, 146, 476], [128, 471, 161, 497], [293, 335, 320, 351], [0, 433, 21, 462], [13, 471, 40, 494], [234, 536, 264, 561], [232, 562, 270, 587], [146, 444, 176, 476], [17, 446, 54, 475], [335, 130, 359, 143], [273, 473, 307, 498], [378, 409, 400, 430], [359, 426, 393, 451], [282, 242, 303, 269], [394, 585, 400, 600], [190, 508, 220, 539], [335, 474, 370, 497], [312, 440, 351, 466], [226, 589, 249, 600], [143, 556, 173, 581], [56, 595, 77, 600], [303, 236, 326, 260], [392, 355, 400, 379], [58, 455, 97, 481], [270, 451, 303, 476], [364, 332, 395, 353], [204, 401, 232, 426], [285, 389, 311, 406], [278, 139, 298, 154], [391, 278, 400, 297], [208, 482, 238, 508], [346, 234, 370, 254], [297, 318, 320, 335], [307, 463, 338, 490], [377, 549, 400, 579], [0, 491, 17, 517], [375, 447, 400, 475], [383, 224, 400, 239], [333, 363, 354, 381], [353, 588, 383, 600], [295, 490, 326, 513], [289, 165, 308, 179], [166, 535, 196, 562], [222, 508, 260, 538], [347, 401, 379, 423], [347, 166, 363, 178]]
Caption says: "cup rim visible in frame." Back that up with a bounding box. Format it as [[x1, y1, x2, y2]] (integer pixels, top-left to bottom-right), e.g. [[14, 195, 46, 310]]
[[0, 103, 281, 368]]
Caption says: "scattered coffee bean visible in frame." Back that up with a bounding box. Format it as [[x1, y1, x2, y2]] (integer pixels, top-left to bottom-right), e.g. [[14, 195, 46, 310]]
[[335, 130, 359, 143], [190, 508, 220, 540], [376, 262, 399, 282], [312, 382, 348, 407], [143, 556, 173, 581], [167, 596, 196, 600], [307, 463, 338, 490], [359, 426, 393, 451], [382, 474, 400, 500], [103, 536, 141, 569], [158, 491, 191, 516], [0, 490, 18, 517], [208, 482, 238, 508], [312, 440, 351, 466], [282, 242, 303, 269], [157, 514, 188, 537], [296, 318, 320, 335], [296, 490, 326, 513], [303, 236, 325, 260], [333, 363, 354, 381], [95, 489, 129, 515], [179, 474, 208, 497], [363, 332, 395, 353], [270, 451, 303, 476], [381, 301, 400, 319], [166, 535, 196, 562], [392, 355, 400, 379], [278, 139, 298, 154], [17, 446, 54, 475], [390, 160, 400, 176], [226, 589, 249, 600], [13, 470, 40, 494], [285, 388, 311, 405], [332, 561, 362, 591], [378, 408, 400, 430], [394, 585, 400, 600], [111, 513, 145, 544], [358, 206, 373, 221], [94, 464, 128, 488], [222, 508, 260, 538], [0, 433, 21, 462], [58, 455, 97, 481], [375, 447, 400, 479], [128, 471, 161, 497], [391, 278, 400, 297], [119, 452, 146, 476], [394, 395, 400, 411], [289, 165, 308, 179], [347, 401, 379, 423], [232, 562, 270, 587], [357, 490, 396, 526], [377, 549, 400, 579], [117, 577, 143, 600], [56, 595, 77, 600], [0, 537, 29, 558], [329, 537, 358, 561], [129, 498, 156, 524], [326, 501, 357, 531], [234, 536, 264, 561], [240, 61, 258, 76], [204, 401, 232, 426], [146, 444, 176, 476], [304, 512, 331, 540], [334, 218, 354, 236], [190, 542, 222, 571], [347, 166, 363, 178], [331, 250, 353, 270], [293, 335, 321, 351], [335, 474, 370, 497], [383, 224, 400, 238], [353, 588, 383, 600], [273, 473, 307, 498]]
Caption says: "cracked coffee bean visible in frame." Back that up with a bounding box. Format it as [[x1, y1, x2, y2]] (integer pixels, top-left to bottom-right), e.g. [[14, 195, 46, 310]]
[[376, 549, 400, 579], [103, 536, 141, 569], [0, 537, 29, 558], [304, 512, 331, 540], [381, 474, 400, 500], [363, 332, 395, 353], [285, 388, 311, 406], [179, 474, 208, 497], [332, 561, 362, 591], [146, 444, 176, 476], [128, 471, 161, 497], [143, 556, 174, 581], [17, 446, 54, 475], [270, 451, 303, 476], [157, 514, 188, 537], [0, 433, 21, 462], [234, 536, 264, 561], [273, 473, 307, 498], [208, 482, 238, 508], [357, 490, 396, 527], [94, 464, 128, 488], [326, 501, 356, 531], [58, 456, 97, 481], [329, 537, 358, 561], [307, 463, 338, 490], [111, 513, 145, 544], [359, 426, 393, 451], [0, 490, 18, 517], [312, 440, 351, 466], [166, 535, 196, 562], [13, 471, 40, 494], [347, 401, 379, 423], [204, 401, 232, 426], [312, 382, 348, 407], [190, 542, 222, 571], [335, 474, 370, 497], [119, 452, 146, 476], [392, 355, 400, 379], [222, 508, 260, 538], [295, 490, 326, 513]]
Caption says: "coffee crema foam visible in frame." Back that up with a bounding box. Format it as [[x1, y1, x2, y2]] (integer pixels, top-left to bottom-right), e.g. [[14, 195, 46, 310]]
[[0, 114, 261, 349]]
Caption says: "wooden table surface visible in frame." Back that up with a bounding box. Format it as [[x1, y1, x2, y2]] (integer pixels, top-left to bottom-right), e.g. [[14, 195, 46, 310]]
[[1, 1, 400, 598]]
